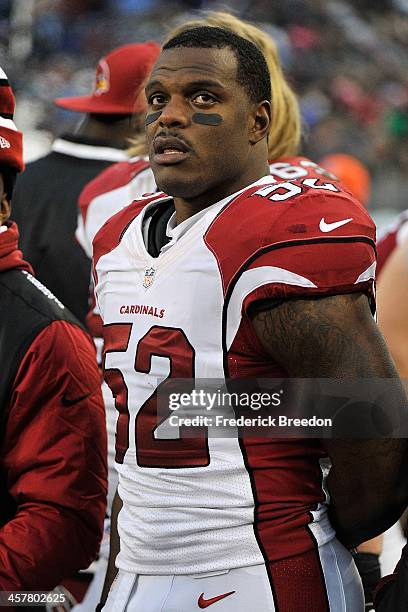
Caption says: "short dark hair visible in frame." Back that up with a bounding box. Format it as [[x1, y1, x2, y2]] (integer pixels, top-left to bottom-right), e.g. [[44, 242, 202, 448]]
[[163, 26, 271, 105]]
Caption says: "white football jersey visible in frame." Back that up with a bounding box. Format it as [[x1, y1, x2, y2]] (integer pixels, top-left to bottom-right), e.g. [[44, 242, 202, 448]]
[[76, 156, 155, 258], [94, 173, 376, 574]]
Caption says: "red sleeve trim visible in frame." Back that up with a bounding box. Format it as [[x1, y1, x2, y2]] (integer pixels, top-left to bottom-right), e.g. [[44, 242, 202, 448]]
[[377, 231, 397, 278]]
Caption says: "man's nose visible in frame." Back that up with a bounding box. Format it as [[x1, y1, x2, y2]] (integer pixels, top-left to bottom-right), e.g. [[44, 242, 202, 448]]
[[158, 96, 190, 128]]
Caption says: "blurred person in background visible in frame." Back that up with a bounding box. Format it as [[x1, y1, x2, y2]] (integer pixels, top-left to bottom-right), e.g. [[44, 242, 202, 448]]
[[10, 41, 160, 324], [377, 232, 408, 386], [0, 66, 107, 600], [318, 153, 371, 209], [375, 234, 408, 612], [374, 192, 408, 612]]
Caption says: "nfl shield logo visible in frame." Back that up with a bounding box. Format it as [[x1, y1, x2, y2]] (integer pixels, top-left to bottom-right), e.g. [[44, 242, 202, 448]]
[[143, 267, 156, 289]]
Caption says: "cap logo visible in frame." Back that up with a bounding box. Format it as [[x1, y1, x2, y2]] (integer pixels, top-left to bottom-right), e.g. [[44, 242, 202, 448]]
[[0, 136, 10, 148], [94, 59, 110, 96]]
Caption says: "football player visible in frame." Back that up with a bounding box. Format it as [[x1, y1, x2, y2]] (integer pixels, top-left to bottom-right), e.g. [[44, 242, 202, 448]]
[[76, 13, 322, 601], [77, 14, 336, 610], [94, 27, 408, 612]]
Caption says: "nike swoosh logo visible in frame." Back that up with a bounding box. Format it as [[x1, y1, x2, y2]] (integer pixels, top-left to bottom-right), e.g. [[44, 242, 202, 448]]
[[61, 392, 92, 407], [198, 591, 235, 609], [319, 217, 353, 232]]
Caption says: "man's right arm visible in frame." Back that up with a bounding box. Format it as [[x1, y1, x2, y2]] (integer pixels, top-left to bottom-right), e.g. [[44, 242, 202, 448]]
[[252, 292, 408, 547]]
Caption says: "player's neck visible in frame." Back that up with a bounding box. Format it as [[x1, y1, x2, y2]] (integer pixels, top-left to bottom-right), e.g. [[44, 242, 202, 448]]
[[173, 162, 270, 225], [74, 115, 134, 148]]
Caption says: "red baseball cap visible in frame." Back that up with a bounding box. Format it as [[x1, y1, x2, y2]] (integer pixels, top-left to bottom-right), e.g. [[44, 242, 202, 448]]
[[0, 66, 24, 172], [54, 41, 160, 115]]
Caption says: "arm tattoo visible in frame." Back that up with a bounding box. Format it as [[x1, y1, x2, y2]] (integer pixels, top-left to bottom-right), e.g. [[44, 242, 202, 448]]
[[252, 293, 396, 377], [252, 293, 408, 544]]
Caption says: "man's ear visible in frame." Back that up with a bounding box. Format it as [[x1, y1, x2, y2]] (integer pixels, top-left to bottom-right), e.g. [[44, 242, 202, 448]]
[[249, 100, 271, 145], [0, 194, 11, 225]]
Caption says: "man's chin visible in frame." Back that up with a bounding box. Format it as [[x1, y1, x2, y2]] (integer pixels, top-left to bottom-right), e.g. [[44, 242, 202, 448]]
[[155, 173, 203, 199]]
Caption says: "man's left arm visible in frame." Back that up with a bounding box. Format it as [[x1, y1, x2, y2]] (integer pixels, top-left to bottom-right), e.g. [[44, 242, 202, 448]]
[[252, 292, 408, 547]]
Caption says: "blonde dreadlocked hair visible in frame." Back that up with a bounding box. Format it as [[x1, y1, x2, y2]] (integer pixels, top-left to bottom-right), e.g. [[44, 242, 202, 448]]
[[128, 12, 301, 160]]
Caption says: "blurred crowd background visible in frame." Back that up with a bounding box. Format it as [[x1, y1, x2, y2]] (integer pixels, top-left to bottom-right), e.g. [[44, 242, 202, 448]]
[[1, 0, 408, 210]]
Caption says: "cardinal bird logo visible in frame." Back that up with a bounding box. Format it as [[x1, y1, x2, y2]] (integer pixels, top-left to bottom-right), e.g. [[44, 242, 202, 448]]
[[94, 59, 110, 96]]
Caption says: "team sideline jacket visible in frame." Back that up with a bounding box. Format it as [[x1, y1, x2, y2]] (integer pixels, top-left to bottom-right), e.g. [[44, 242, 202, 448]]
[[0, 222, 107, 590]]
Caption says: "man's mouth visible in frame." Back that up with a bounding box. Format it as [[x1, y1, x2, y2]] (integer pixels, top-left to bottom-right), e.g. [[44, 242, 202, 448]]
[[153, 136, 191, 165]]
